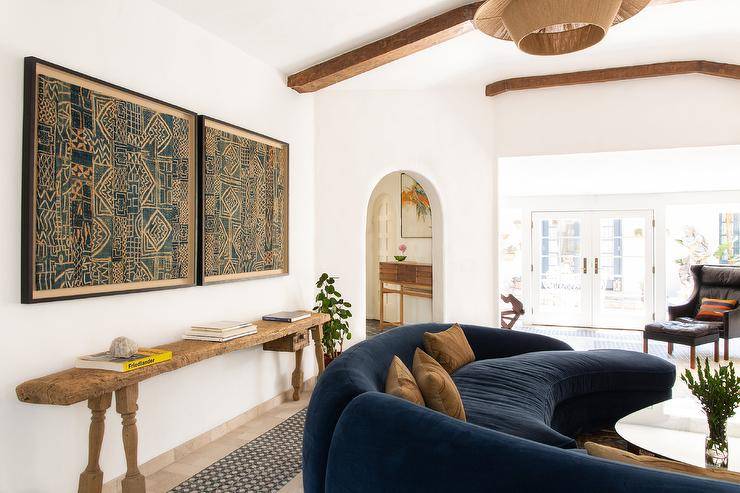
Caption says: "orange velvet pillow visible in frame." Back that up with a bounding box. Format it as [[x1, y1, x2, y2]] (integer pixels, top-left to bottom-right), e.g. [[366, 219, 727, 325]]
[[412, 349, 466, 421], [423, 323, 475, 374], [696, 298, 737, 321], [385, 356, 425, 406]]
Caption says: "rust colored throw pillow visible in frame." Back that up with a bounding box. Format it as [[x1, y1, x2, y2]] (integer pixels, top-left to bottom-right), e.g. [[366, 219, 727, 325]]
[[412, 349, 466, 421], [585, 442, 740, 484], [385, 356, 425, 406], [696, 298, 738, 321], [423, 323, 475, 374]]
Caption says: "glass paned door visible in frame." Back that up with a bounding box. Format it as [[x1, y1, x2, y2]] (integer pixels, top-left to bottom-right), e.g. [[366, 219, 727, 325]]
[[531, 210, 654, 329], [531, 212, 589, 326], [594, 212, 654, 328]]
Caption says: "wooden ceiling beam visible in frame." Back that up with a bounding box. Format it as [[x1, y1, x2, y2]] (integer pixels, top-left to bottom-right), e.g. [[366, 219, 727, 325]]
[[485, 60, 740, 97], [287, 0, 695, 93], [287, 2, 483, 93]]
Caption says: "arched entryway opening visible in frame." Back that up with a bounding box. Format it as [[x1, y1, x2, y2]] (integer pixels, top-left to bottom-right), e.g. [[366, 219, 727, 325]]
[[365, 171, 444, 338]]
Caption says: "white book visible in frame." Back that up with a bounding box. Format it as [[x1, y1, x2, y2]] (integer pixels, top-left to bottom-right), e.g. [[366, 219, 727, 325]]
[[183, 331, 256, 343], [190, 320, 254, 331], [187, 326, 256, 337], [262, 311, 311, 323]]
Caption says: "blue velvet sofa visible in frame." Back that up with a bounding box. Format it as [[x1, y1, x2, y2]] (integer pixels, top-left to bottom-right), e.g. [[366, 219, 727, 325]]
[[303, 323, 740, 492]]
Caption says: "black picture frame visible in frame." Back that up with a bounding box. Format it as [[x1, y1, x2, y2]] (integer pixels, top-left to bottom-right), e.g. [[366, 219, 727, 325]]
[[197, 115, 289, 286], [21, 56, 198, 303]]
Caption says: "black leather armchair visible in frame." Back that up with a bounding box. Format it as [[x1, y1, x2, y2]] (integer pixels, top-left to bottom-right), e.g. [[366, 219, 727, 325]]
[[668, 264, 740, 360]]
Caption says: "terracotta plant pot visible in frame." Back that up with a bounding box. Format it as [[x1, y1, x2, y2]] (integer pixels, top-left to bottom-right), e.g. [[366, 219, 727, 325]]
[[324, 353, 340, 368]]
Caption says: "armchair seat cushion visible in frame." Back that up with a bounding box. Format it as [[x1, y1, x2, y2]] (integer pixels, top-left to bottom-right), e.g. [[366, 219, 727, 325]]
[[452, 349, 676, 449], [645, 321, 718, 337]]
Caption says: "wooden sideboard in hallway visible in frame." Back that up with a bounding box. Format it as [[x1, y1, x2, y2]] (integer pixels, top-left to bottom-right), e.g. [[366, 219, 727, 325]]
[[378, 261, 432, 330]]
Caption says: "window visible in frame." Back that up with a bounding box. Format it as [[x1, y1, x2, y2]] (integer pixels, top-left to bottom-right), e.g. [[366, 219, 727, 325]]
[[718, 213, 740, 264]]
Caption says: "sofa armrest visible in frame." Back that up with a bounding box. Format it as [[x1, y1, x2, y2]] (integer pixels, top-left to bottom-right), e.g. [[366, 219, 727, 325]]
[[725, 307, 740, 339], [462, 325, 572, 361], [324, 393, 738, 493], [668, 301, 696, 320]]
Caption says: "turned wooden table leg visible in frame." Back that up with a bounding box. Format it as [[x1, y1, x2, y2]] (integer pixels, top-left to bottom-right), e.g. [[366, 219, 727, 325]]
[[379, 283, 385, 331], [292, 348, 304, 401], [725, 337, 730, 361], [714, 340, 720, 363], [115, 384, 145, 493], [311, 324, 325, 376], [78, 393, 112, 493], [399, 285, 405, 326]]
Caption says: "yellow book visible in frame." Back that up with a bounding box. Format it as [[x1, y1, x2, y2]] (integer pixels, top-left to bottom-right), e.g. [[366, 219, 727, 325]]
[[75, 348, 172, 372]]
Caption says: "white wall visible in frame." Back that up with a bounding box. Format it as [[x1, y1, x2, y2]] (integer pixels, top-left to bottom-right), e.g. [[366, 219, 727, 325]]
[[500, 145, 740, 197], [315, 89, 498, 341], [493, 74, 740, 158], [366, 172, 433, 323], [0, 1, 315, 491]]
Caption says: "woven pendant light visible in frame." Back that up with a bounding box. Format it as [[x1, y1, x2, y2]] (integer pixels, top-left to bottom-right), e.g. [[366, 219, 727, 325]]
[[474, 0, 651, 55]]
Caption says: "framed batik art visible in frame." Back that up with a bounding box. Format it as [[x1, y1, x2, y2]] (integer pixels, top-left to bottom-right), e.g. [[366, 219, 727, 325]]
[[21, 57, 197, 303], [198, 116, 289, 285]]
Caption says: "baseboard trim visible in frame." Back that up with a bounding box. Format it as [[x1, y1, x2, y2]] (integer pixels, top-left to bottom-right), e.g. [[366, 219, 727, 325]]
[[101, 377, 316, 492]]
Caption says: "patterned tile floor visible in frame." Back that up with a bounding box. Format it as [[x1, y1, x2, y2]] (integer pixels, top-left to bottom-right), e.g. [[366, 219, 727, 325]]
[[144, 323, 739, 493], [170, 410, 306, 492], [365, 319, 381, 338]]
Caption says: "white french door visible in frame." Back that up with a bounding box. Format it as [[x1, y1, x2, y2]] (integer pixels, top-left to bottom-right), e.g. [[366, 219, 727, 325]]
[[531, 210, 654, 329]]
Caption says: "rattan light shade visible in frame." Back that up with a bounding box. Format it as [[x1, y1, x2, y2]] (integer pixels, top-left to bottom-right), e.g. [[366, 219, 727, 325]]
[[474, 0, 651, 55]]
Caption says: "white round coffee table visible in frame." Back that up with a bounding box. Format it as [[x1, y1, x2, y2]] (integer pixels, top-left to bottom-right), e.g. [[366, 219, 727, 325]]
[[615, 397, 740, 472]]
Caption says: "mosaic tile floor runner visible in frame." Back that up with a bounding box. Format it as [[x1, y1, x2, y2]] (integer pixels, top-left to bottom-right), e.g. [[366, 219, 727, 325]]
[[171, 409, 306, 493]]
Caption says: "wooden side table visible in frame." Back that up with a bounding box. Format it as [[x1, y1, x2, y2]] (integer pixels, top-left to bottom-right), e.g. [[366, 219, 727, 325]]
[[15, 312, 328, 493], [379, 261, 432, 330]]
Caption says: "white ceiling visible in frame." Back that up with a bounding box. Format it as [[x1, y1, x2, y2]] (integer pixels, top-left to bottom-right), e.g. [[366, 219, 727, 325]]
[[154, 0, 740, 91]]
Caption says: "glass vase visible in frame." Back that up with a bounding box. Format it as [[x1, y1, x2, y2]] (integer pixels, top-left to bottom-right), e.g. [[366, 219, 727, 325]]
[[705, 415, 729, 468]]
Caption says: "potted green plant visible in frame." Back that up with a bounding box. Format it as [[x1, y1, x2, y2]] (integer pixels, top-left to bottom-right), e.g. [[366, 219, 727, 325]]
[[681, 358, 740, 468], [313, 273, 352, 367]]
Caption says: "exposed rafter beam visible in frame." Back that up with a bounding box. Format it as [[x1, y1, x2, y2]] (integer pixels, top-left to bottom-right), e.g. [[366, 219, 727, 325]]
[[485, 60, 740, 97], [287, 0, 695, 93], [287, 2, 483, 93]]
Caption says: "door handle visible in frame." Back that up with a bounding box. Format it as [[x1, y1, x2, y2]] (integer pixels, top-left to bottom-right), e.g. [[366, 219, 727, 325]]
[[583, 257, 587, 274], [594, 257, 599, 275]]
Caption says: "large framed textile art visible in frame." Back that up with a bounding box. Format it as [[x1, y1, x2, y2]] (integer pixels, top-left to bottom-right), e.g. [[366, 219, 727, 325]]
[[21, 57, 197, 303], [198, 117, 289, 285]]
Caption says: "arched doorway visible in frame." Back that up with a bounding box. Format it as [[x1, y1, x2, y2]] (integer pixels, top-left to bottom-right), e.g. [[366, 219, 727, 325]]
[[365, 171, 444, 337]]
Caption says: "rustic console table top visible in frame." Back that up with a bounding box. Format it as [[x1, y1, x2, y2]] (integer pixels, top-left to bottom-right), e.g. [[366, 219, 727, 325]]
[[16, 312, 329, 406]]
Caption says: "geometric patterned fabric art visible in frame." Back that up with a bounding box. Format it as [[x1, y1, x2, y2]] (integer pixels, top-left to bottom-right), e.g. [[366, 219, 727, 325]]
[[33, 72, 194, 294], [201, 120, 287, 283]]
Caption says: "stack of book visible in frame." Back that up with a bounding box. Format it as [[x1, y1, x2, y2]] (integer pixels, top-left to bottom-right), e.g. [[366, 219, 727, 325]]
[[183, 321, 257, 342]]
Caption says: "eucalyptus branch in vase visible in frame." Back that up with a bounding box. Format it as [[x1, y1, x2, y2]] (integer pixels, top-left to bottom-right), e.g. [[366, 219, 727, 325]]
[[681, 358, 740, 468]]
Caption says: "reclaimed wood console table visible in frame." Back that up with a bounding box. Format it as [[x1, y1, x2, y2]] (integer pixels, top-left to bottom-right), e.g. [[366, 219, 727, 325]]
[[378, 261, 432, 330], [15, 312, 328, 493]]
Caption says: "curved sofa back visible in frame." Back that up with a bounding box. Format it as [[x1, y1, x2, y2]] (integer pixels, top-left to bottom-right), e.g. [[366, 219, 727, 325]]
[[302, 323, 573, 493]]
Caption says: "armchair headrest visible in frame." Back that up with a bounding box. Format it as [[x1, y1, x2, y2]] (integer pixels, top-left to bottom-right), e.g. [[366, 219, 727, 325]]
[[698, 265, 740, 288]]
